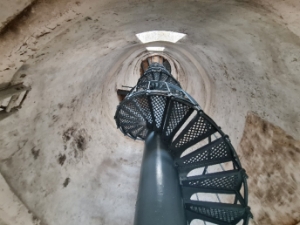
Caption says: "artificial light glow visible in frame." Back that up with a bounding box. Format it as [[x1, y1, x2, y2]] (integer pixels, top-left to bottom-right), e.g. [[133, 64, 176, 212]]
[[146, 47, 165, 51], [136, 31, 186, 43]]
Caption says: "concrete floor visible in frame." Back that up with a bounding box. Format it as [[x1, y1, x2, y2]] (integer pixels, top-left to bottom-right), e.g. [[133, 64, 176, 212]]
[[0, 0, 300, 225]]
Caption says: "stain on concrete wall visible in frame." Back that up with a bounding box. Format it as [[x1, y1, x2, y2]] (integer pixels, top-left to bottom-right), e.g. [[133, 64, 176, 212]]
[[238, 112, 300, 225]]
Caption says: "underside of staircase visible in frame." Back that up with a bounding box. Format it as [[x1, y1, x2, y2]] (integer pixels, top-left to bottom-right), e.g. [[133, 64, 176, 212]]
[[114, 63, 252, 225]]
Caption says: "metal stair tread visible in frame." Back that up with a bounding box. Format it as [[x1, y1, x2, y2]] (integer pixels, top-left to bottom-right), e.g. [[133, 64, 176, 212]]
[[175, 137, 234, 171], [162, 99, 194, 141], [180, 182, 247, 207], [184, 199, 250, 225], [133, 96, 153, 124], [181, 169, 245, 190], [170, 112, 218, 157], [149, 95, 168, 129]]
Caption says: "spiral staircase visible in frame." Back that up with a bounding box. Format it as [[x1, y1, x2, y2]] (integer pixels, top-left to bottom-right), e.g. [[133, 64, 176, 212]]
[[114, 63, 252, 225]]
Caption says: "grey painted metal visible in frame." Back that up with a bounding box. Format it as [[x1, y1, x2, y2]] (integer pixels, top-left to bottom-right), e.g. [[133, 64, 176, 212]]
[[134, 131, 186, 225]]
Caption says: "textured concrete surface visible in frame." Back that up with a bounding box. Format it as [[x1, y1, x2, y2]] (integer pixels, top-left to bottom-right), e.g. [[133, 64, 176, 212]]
[[0, 0, 300, 225], [238, 112, 300, 225], [0, 173, 39, 225]]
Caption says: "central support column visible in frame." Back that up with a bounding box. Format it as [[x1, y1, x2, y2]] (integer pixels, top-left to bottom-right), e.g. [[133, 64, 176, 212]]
[[134, 131, 186, 225]]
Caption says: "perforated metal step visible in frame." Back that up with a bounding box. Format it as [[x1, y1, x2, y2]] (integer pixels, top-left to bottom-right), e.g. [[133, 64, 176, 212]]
[[185, 200, 252, 225], [181, 169, 248, 206], [170, 111, 218, 158], [175, 137, 237, 176], [182, 169, 246, 191], [162, 99, 194, 142]]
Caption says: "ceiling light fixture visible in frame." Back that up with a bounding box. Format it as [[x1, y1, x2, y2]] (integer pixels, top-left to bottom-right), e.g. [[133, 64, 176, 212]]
[[146, 47, 165, 51], [136, 31, 186, 43]]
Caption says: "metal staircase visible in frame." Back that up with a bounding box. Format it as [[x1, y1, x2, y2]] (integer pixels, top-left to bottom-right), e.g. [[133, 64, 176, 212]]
[[115, 63, 252, 225]]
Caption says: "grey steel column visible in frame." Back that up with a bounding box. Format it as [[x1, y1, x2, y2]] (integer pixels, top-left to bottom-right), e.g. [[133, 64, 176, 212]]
[[134, 131, 186, 225]]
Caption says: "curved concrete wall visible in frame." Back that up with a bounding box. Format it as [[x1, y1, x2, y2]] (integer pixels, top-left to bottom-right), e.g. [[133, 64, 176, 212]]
[[0, 0, 300, 225]]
